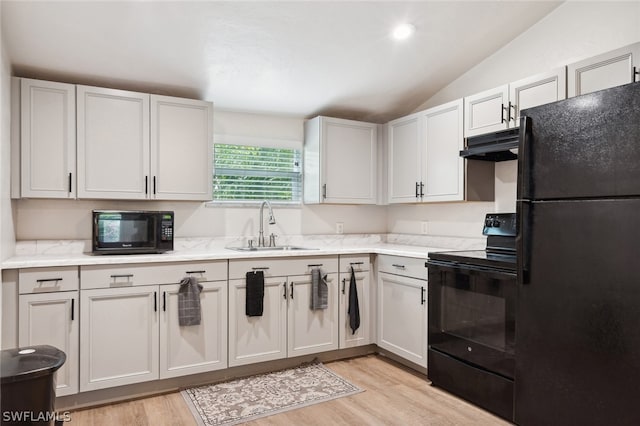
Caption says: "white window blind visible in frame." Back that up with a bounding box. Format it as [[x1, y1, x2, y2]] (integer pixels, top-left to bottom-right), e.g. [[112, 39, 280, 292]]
[[213, 143, 302, 202]]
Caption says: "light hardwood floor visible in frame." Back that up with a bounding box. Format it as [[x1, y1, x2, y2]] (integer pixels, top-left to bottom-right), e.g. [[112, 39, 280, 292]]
[[68, 355, 510, 425]]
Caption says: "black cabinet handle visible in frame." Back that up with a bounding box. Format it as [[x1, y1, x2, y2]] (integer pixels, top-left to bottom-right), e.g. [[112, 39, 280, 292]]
[[342, 278, 346, 294], [392, 264, 406, 269], [415, 182, 419, 198], [283, 282, 287, 299], [110, 274, 133, 279], [153, 176, 157, 195], [290, 282, 294, 299], [163, 291, 166, 312], [252, 267, 270, 271], [145, 176, 148, 194], [322, 184, 327, 199], [68, 173, 72, 193], [350, 262, 364, 266], [186, 270, 206, 274], [308, 264, 323, 268], [71, 298, 75, 321], [510, 102, 517, 122], [634, 66, 639, 81], [420, 181, 424, 198], [36, 278, 62, 283], [421, 286, 426, 305], [501, 103, 506, 123], [154, 292, 157, 312]]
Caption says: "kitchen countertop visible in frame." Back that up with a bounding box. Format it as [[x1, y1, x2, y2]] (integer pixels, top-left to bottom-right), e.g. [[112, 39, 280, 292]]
[[1, 234, 486, 269]]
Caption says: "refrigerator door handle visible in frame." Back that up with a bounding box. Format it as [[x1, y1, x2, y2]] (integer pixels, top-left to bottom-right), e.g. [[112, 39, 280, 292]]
[[517, 116, 532, 201], [517, 201, 531, 286]]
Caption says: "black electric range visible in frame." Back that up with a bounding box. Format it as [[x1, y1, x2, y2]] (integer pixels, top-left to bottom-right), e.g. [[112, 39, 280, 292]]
[[426, 213, 517, 422]]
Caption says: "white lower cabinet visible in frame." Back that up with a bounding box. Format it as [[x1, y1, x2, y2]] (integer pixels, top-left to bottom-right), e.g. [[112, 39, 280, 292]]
[[160, 280, 227, 379], [228, 257, 339, 367], [377, 256, 428, 367], [338, 255, 371, 349], [19, 291, 79, 396], [287, 273, 339, 357], [80, 261, 227, 391], [228, 276, 288, 366], [80, 285, 159, 391], [18, 266, 80, 396]]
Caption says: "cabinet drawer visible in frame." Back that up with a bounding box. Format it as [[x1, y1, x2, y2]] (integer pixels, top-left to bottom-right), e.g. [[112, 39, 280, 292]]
[[339, 254, 371, 273], [377, 255, 428, 280], [80, 261, 227, 290], [19, 267, 79, 294], [229, 256, 338, 279]]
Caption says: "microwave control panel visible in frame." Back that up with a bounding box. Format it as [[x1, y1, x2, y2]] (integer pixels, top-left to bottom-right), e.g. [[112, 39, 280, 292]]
[[160, 214, 174, 241]]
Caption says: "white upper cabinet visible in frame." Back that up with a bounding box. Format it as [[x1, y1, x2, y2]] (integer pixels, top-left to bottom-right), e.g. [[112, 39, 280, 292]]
[[77, 85, 150, 199], [465, 68, 567, 137], [388, 100, 467, 203], [18, 78, 76, 198], [151, 95, 213, 201], [464, 84, 509, 137], [387, 113, 421, 203], [421, 99, 464, 202], [509, 67, 567, 121], [304, 116, 377, 204], [567, 42, 640, 97]]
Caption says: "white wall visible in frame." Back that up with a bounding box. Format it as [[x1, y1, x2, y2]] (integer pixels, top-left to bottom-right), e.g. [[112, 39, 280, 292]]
[[14, 109, 387, 241], [1, 17, 15, 259], [389, 1, 640, 237]]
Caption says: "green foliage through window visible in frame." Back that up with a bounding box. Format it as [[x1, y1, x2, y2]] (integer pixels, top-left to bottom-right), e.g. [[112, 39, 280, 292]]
[[213, 144, 302, 202]]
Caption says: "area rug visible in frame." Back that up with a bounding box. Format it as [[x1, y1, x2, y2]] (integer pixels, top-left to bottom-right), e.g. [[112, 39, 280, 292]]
[[181, 362, 363, 425]]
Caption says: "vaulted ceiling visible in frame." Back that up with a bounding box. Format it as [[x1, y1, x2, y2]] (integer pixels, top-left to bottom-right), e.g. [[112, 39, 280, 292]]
[[1, 1, 561, 122]]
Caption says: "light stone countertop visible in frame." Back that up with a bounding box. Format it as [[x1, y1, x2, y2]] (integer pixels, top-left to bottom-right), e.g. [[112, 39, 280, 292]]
[[1, 234, 486, 269]]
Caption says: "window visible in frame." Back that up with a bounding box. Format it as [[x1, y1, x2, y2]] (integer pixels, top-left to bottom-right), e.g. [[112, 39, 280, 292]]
[[212, 143, 302, 203]]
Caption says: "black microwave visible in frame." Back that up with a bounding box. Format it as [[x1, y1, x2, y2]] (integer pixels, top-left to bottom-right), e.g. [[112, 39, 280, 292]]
[[92, 210, 174, 255]]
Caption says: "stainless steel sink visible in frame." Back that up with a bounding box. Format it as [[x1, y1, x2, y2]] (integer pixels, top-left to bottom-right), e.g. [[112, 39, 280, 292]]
[[227, 245, 318, 252]]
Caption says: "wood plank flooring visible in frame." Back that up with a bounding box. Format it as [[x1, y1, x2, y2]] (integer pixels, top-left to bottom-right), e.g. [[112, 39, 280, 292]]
[[67, 355, 510, 425]]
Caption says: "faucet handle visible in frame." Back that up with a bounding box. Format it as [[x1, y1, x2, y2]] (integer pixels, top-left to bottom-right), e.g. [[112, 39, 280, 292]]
[[248, 238, 255, 249], [269, 233, 277, 247]]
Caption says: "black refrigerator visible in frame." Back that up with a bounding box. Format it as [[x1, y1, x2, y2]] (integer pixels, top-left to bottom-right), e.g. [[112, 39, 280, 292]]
[[516, 81, 640, 425]]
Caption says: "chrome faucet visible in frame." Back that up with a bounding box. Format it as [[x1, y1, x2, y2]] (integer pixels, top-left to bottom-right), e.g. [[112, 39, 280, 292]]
[[258, 200, 277, 247]]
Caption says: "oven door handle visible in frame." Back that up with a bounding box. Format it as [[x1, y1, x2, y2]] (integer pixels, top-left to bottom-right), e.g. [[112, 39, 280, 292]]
[[426, 260, 516, 278]]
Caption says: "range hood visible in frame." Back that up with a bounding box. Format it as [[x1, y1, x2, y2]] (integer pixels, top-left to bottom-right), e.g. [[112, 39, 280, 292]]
[[460, 128, 519, 162]]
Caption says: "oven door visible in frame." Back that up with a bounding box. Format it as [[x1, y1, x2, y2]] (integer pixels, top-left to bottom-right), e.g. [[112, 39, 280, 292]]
[[427, 260, 516, 379]]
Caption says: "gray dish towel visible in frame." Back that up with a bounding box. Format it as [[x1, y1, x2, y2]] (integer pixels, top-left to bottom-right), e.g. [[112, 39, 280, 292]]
[[178, 276, 204, 326], [310, 267, 328, 310]]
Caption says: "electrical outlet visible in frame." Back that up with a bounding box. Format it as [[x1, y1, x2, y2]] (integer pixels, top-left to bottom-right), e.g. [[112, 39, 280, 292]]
[[421, 221, 429, 234], [336, 222, 344, 234]]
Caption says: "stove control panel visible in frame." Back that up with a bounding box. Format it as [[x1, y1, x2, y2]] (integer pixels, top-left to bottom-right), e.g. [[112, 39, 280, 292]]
[[483, 213, 517, 237]]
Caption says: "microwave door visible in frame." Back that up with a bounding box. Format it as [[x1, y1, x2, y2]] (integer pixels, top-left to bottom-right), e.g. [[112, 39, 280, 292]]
[[94, 212, 156, 252]]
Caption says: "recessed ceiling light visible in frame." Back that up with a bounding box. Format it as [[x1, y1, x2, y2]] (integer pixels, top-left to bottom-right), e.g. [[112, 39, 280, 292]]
[[392, 23, 415, 40]]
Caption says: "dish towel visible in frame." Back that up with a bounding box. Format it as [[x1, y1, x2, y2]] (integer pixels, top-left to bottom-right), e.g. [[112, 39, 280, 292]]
[[348, 266, 360, 334], [178, 276, 204, 326], [311, 267, 328, 310], [246, 270, 265, 317]]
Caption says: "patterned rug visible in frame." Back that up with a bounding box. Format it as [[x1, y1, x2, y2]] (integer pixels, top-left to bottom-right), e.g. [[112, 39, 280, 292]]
[[181, 362, 363, 425]]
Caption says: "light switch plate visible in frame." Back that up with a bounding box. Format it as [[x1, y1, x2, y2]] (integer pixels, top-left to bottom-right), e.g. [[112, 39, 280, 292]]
[[336, 222, 344, 234], [421, 221, 429, 234]]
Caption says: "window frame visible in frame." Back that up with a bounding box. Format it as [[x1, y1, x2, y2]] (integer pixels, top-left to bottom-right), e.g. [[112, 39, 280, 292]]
[[207, 134, 303, 207]]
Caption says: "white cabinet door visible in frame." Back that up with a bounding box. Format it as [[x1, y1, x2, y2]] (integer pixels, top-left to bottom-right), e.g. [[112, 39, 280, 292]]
[[150, 95, 213, 201], [322, 118, 377, 204], [568, 42, 640, 97], [20, 78, 76, 198], [77, 85, 150, 199], [377, 272, 428, 367], [510, 67, 567, 121], [19, 291, 79, 396], [464, 84, 509, 137], [287, 273, 339, 357], [228, 277, 287, 367], [304, 116, 377, 204], [338, 270, 370, 349], [159, 281, 227, 379], [387, 113, 421, 203], [80, 286, 159, 391], [421, 99, 464, 202]]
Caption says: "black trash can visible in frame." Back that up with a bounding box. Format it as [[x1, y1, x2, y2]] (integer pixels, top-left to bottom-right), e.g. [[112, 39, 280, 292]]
[[1, 345, 66, 425]]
